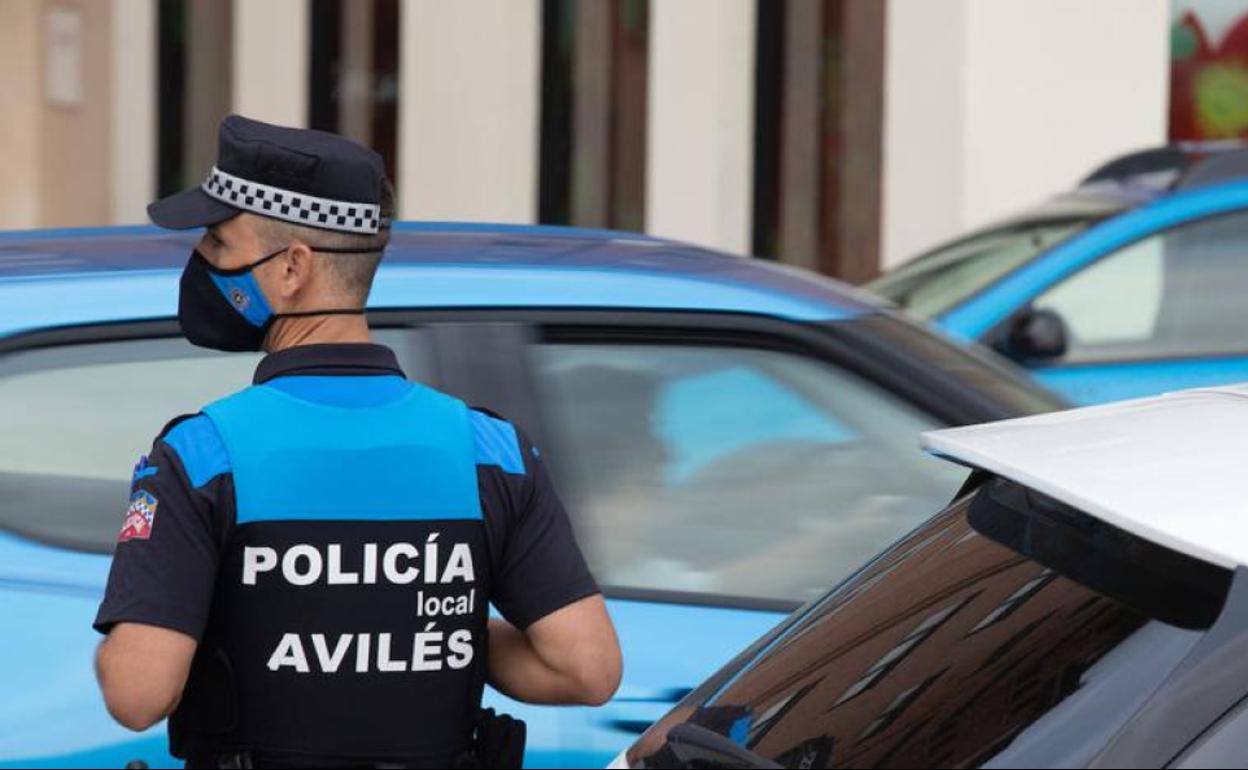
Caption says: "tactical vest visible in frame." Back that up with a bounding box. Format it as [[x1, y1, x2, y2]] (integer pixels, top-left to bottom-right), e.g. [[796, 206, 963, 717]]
[[171, 380, 491, 765]]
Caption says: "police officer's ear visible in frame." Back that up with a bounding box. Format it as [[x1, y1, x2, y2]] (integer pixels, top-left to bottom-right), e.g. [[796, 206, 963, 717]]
[[271, 241, 316, 303]]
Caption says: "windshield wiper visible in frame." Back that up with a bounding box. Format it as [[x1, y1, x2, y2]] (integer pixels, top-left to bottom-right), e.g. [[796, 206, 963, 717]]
[[666, 723, 783, 769]]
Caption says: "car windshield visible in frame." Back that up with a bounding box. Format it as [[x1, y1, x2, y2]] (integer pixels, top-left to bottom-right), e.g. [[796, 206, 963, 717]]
[[630, 476, 1232, 769], [869, 220, 1092, 319]]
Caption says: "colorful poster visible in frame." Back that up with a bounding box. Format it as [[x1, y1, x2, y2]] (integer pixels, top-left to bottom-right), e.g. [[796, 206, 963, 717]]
[[1172, 1, 1248, 140]]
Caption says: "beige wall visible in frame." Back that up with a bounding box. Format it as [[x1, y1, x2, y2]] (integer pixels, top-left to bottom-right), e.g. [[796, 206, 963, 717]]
[[233, 0, 308, 128], [0, 1, 43, 230], [397, 0, 541, 223], [882, 0, 1171, 269], [0, 0, 115, 230], [646, 0, 757, 255], [42, 0, 115, 228]]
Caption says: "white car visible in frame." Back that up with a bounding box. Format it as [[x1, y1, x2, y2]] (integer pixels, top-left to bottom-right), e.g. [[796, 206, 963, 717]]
[[615, 385, 1248, 768]]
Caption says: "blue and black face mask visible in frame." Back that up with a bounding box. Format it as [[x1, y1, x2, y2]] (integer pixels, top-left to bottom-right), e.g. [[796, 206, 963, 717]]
[[179, 246, 371, 353]]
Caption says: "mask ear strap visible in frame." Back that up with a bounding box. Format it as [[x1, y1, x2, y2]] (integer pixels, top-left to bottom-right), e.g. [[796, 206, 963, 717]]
[[273, 309, 368, 320], [265, 244, 380, 320], [308, 246, 386, 255]]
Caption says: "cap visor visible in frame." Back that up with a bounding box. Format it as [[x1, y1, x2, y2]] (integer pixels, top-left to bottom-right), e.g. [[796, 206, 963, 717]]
[[147, 187, 240, 230]]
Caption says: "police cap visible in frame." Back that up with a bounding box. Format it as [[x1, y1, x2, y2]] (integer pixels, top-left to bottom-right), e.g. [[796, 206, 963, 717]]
[[148, 114, 389, 235]]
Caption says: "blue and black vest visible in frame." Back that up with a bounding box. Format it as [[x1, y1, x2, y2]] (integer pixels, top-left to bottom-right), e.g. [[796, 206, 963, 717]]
[[171, 379, 491, 764]]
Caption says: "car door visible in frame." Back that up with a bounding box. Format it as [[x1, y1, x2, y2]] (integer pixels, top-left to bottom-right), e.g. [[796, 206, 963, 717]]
[[994, 207, 1248, 405], [0, 324, 438, 769], [931, 185, 1248, 406], [506, 314, 968, 768]]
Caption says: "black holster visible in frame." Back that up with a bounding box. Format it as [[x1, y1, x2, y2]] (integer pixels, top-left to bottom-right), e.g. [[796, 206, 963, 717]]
[[456, 709, 527, 770]]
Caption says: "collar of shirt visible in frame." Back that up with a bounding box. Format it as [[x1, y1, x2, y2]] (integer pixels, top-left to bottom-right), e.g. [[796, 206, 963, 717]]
[[253, 343, 406, 384]]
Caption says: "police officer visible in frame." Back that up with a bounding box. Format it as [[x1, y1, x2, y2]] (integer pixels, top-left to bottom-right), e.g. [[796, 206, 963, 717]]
[[93, 115, 622, 769]]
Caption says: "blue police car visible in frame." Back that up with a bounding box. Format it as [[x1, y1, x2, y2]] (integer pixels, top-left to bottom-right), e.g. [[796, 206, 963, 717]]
[[869, 145, 1248, 406], [0, 223, 1059, 769]]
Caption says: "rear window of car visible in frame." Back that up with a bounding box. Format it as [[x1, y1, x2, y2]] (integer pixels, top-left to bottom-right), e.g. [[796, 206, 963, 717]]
[[632, 476, 1232, 769], [869, 220, 1091, 320]]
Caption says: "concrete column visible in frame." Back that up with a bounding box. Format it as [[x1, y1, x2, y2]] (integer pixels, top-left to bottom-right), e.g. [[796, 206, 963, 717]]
[[111, 0, 157, 224], [398, 0, 541, 223], [233, 0, 309, 128], [646, 0, 756, 255], [0, 0, 43, 230], [881, 0, 1170, 269]]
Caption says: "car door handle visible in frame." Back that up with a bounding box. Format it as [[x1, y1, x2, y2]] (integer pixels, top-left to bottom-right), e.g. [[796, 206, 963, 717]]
[[610, 687, 693, 705], [603, 719, 654, 735], [598, 688, 694, 735]]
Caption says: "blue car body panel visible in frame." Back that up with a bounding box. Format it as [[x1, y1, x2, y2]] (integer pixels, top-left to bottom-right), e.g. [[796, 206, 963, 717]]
[[932, 180, 1248, 405], [0, 224, 871, 768]]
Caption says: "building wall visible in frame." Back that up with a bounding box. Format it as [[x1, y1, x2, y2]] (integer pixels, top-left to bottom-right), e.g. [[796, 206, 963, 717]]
[[646, 0, 757, 256], [0, 0, 1176, 277], [0, 0, 114, 230], [40, 0, 115, 229], [881, 0, 1171, 269], [0, 0, 43, 230], [397, 0, 542, 223]]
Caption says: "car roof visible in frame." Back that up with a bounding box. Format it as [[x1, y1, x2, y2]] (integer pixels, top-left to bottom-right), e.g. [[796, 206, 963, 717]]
[[922, 385, 1248, 570], [0, 223, 884, 338]]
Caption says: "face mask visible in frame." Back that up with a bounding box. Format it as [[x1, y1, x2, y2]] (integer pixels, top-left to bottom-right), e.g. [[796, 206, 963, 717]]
[[178, 245, 371, 353]]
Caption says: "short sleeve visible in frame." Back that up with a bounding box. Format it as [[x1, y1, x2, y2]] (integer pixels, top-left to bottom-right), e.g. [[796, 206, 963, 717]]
[[475, 415, 600, 630], [93, 416, 230, 640]]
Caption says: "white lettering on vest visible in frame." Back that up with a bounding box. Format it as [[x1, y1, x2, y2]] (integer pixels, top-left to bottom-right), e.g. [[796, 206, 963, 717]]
[[362, 543, 378, 585], [311, 633, 353, 673], [412, 623, 443, 672], [326, 544, 359, 585], [377, 633, 407, 672], [282, 545, 323, 586], [424, 533, 439, 585], [442, 543, 475, 583], [242, 546, 278, 585], [447, 629, 474, 670], [267, 633, 310, 673], [382, 543, 420, 584]]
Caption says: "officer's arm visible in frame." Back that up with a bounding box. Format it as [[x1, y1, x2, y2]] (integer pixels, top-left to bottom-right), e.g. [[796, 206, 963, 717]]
[[93, 424, 224, 732], [487, 594, 622, 706], [95, 623, 197, 731]]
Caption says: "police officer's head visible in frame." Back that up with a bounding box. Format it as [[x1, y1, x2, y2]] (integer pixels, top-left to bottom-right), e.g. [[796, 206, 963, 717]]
[[147, 115, 395, 352]]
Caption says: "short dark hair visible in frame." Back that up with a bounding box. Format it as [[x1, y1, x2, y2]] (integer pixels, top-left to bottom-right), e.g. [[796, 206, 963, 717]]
[[257, 181, 395, 304]]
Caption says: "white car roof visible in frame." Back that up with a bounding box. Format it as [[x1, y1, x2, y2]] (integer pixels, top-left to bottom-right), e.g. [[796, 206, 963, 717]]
[[922, 385, 1248, 571]]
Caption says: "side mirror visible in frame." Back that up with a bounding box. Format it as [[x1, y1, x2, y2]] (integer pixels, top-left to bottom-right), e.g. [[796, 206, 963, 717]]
[[999, 308, 1069, 362]]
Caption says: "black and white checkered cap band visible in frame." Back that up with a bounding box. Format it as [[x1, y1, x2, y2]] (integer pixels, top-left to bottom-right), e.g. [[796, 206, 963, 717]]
[[202, 166, 383, 235]]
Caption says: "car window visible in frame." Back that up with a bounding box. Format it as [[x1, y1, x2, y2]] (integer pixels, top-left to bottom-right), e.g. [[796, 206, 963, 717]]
[[529, 342, 966, 603], [869, 221, 1089, 320], [0, 329, 433, 553], [1035, 209, 1248, 362], [630, 477, 1228, 769]]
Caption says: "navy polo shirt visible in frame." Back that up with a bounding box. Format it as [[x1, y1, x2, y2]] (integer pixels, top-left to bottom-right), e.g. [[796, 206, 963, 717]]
[[95, 343, 599, 639]]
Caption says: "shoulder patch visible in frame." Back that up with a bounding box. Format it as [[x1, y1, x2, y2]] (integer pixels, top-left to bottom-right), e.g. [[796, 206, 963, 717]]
[[132, 455, 159, 482], [470, 410, 525, 475], [163, 414, 232, 488], [118, 490, 158, 543]]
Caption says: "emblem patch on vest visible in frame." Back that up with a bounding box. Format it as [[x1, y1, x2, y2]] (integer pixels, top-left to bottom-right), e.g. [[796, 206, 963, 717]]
[[119, 490, 159, 543]]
